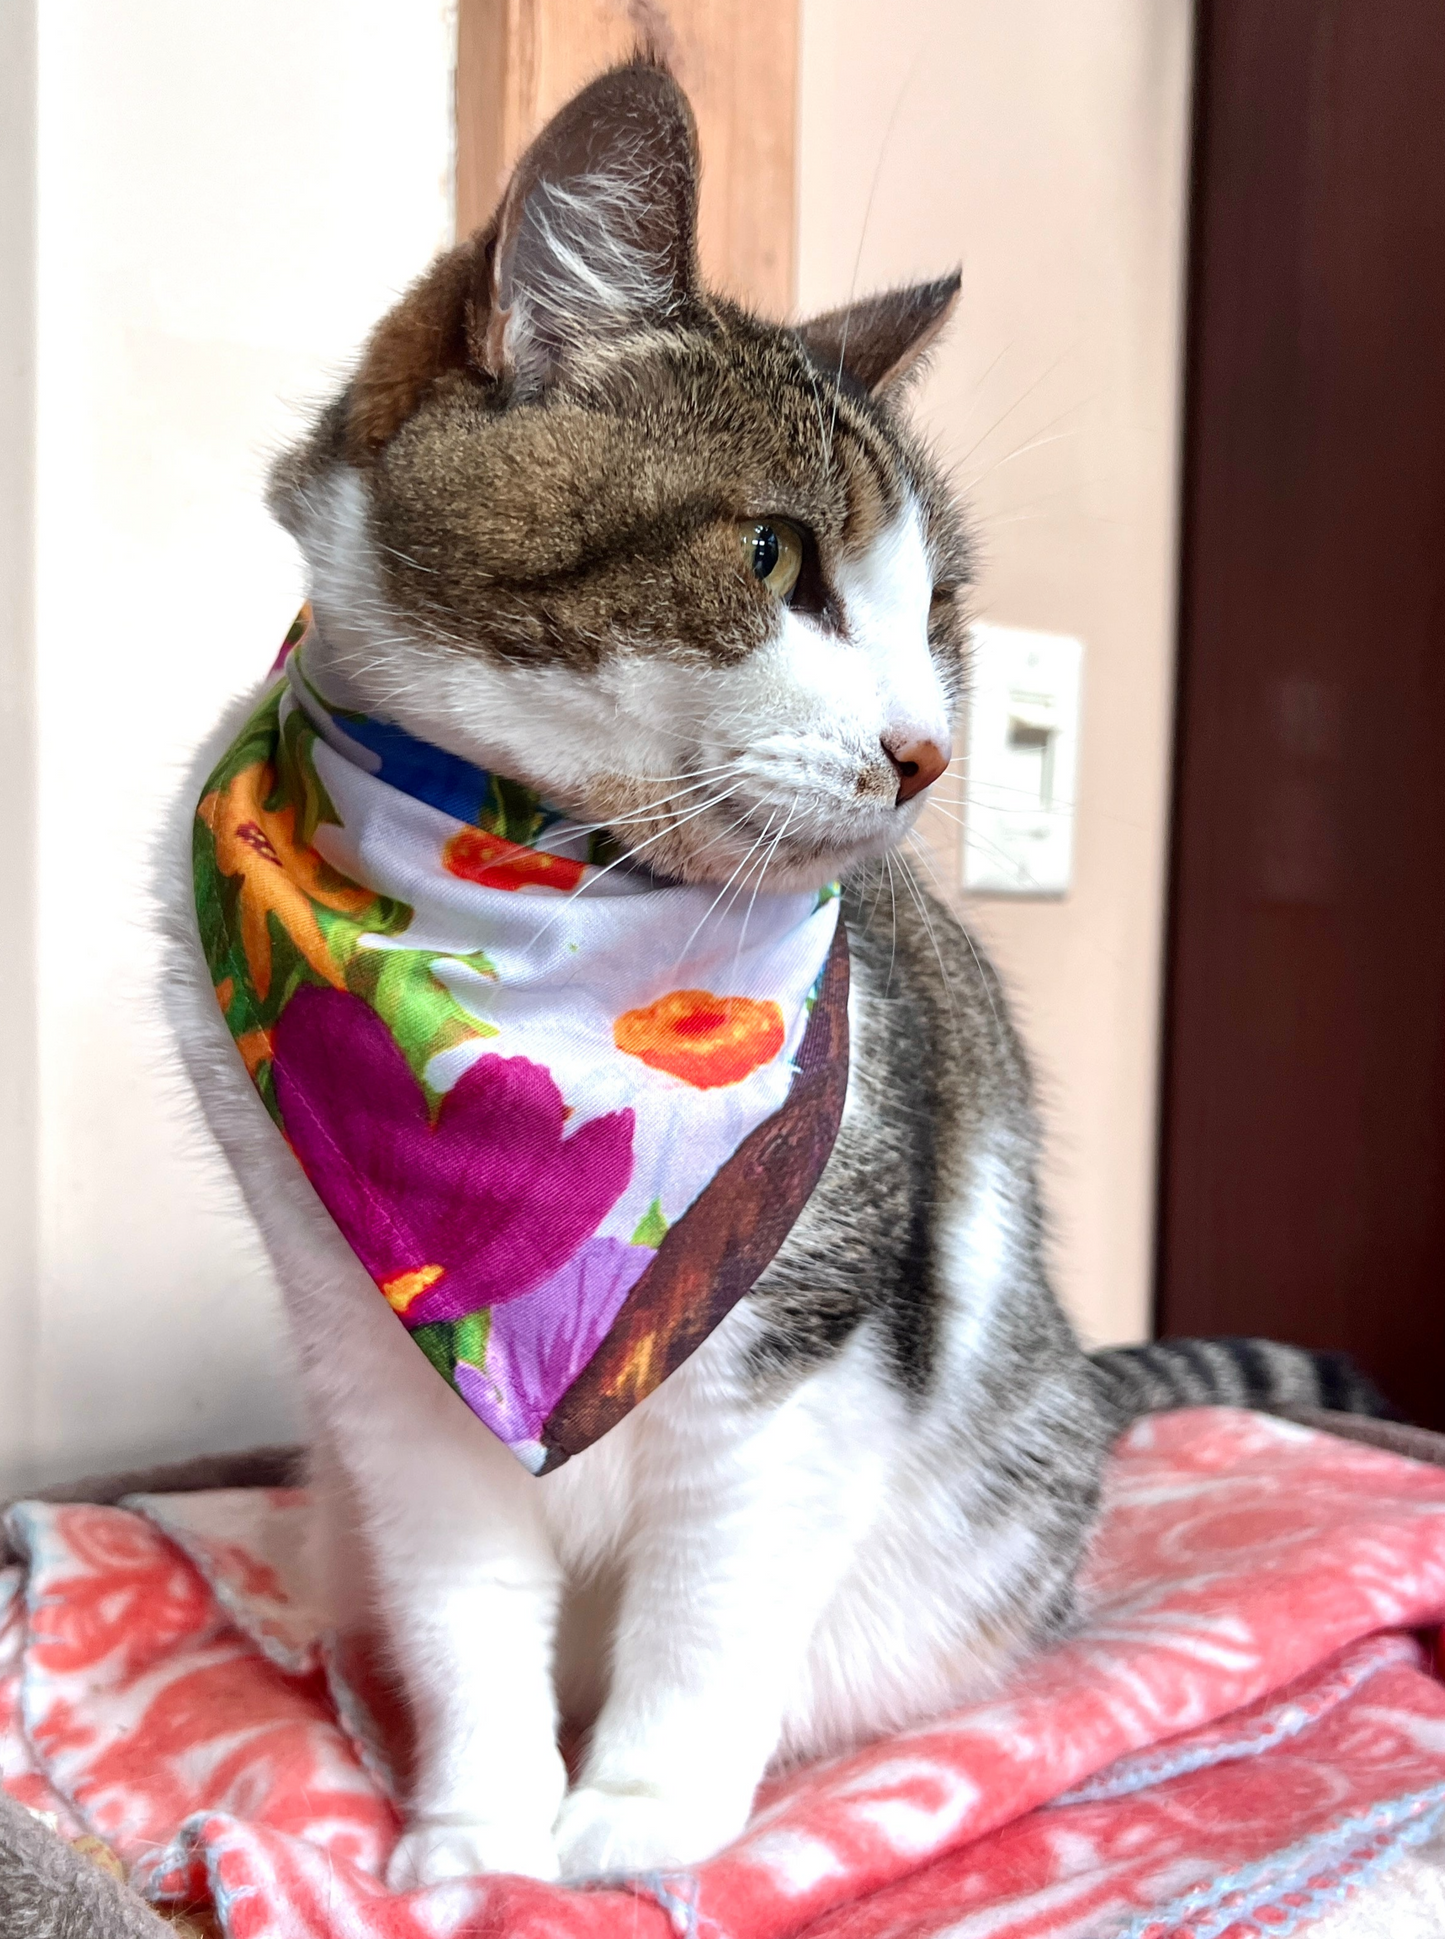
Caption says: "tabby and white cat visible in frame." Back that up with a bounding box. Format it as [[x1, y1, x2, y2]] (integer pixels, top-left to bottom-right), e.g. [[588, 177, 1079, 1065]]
[[164, 61, 1379, 1888]]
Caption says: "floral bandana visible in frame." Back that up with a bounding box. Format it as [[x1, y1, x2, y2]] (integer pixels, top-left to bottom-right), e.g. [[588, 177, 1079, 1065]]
[[193, 610, 849, 1473]]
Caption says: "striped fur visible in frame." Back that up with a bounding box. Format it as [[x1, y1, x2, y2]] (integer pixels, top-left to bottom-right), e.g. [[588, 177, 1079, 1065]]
[[1092, 1338, 1394, 1421]]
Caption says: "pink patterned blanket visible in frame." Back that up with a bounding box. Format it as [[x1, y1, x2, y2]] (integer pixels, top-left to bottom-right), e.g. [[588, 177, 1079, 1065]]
[[5, 1409, 1445, 1939]]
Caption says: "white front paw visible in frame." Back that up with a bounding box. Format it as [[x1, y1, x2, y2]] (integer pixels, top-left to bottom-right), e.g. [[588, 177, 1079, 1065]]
[[553, 1784, 746, 1880], [386, 1815, 561, 1889]]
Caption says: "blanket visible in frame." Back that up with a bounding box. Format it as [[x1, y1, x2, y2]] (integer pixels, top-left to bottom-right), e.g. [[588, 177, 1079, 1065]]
[[6, 1408, 1445, 1939]]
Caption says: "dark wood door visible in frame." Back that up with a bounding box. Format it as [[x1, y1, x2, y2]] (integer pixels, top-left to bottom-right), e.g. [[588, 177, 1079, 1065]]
[[1157, 0, 1445, 1428]]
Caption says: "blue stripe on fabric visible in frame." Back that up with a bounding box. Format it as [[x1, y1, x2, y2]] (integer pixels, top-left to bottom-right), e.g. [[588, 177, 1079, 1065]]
[[290, 651, 569, 836], [1112, 1785, 1445, 1939], [330, 711, 497, 827]]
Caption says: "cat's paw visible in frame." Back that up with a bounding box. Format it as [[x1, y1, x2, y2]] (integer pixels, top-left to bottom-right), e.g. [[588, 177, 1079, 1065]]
[[553, 1784, 743, 1880], [386, 1816, 561, 1889]]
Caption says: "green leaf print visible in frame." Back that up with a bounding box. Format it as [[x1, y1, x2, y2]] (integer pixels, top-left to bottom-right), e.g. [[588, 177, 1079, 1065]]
[[630, 1199, 669, 1248], [342, 943, 499, 1100], [261, 911, 334, 1025], [409, 1321, 458, 1388], [481, 772, 548, 845], [192, 816, 252, 1026], [451, 947, 499, 980], [313, 899, 416, 984], [254, 1058, 281, 1128], [453, 1309, 489, 1371], [272, 704, 342, 847], [208, 907, 342, 1122], [588, 827, 627, 868], [200, 686, 285, 799], [408, 1311, 489, 1390]]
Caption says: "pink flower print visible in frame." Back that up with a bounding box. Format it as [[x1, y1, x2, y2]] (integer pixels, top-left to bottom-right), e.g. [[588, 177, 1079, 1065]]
[[271, 986, 634, 1328], [453, 1236, 653, 1446]]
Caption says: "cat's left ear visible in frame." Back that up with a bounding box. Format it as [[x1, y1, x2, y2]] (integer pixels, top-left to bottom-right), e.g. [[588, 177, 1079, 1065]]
[[473, 59, 701, 394], [345, 59, 699, 455], [796, 273, 962, 395]]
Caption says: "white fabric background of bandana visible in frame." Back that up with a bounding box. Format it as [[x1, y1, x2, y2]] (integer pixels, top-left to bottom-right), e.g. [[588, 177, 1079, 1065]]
[[280, 676, 842, 1253]]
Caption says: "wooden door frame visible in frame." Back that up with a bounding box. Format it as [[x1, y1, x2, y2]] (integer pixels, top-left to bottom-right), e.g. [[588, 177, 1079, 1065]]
[[454, 0, 799, 317], [1155, 0, 1445, 1425]]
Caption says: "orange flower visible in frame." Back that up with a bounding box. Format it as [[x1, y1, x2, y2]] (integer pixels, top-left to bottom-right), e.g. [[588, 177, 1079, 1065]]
[[614, 989, 786, 1089], [199, 761, 373, 1001], [443, 827, 585, 893]]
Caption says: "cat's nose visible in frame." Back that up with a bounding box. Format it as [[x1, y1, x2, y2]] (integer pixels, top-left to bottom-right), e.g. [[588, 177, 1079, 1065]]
[[882, 734, 951, 805]]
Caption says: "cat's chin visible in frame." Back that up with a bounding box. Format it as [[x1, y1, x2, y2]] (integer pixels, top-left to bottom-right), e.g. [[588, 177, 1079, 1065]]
[[627, 822, 920, 894]]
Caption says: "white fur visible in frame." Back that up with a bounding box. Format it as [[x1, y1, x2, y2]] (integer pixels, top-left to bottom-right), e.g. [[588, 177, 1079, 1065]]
[[162, 471, 995, 1887], [506, 169, 682, 391]]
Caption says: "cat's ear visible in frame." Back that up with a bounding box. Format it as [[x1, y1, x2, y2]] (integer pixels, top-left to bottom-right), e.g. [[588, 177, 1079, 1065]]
[[346, 59, 699, 456], [796, 274, 962, 395], [345, 245, 477, 456], [473, 58, 700, 392]]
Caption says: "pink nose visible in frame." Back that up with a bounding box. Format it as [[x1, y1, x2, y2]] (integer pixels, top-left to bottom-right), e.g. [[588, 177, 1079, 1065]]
[[882, 734, 951, 805]]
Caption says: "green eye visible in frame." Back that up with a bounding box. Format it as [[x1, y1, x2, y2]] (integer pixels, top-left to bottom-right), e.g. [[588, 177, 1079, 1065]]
[[737, 519, 803, 601]]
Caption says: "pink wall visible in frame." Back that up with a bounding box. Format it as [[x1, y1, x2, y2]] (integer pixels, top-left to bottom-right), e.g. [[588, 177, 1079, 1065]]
[[798, 1, 1195, 1345]]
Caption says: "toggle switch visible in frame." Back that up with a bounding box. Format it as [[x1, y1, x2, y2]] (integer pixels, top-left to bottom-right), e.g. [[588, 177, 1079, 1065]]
[[960, 623, 1083, 896]]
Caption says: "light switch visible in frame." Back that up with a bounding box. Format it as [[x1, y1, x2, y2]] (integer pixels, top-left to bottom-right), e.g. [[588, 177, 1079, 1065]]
[[961, 623, 1083, 896]]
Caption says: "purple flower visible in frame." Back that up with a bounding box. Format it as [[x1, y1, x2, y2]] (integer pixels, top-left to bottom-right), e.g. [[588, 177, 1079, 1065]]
[[454, 1237, 652, 1445], [271, 985, 634, 1326]]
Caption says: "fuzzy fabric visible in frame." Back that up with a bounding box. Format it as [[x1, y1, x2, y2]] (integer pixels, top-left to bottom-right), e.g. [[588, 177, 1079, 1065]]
[[1302, 1821, 1445, 1936], [6, 1409, 1445, 1938]]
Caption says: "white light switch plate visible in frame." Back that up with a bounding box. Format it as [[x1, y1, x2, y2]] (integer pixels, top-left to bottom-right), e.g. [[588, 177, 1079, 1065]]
[[961, 623, 1083, 896]]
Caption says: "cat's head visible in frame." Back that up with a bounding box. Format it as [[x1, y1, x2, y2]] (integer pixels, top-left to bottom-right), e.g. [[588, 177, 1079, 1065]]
[[270, 58, 970, 890]]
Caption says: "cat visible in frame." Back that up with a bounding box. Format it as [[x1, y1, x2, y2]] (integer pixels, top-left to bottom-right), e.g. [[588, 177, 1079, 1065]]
[[161, 58, 1385, 1888]]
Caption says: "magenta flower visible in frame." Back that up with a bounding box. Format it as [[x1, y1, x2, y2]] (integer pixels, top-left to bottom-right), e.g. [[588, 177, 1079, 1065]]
[[271, 985, 634, 1328], [454, 1236, 653, 1445]]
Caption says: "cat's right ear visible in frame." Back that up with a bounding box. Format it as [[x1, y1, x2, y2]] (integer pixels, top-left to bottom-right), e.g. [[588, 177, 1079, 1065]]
[[346, 59, 700, 457], [796, 274, 962, 396]]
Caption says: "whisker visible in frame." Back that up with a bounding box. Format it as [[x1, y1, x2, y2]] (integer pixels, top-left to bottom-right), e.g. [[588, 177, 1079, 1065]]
[[953, 351, 1074, 472], [562, 763, 750, 834], [826, 36, 929, 469], [894, 844, 959, 1032], [521, 789, 738, 951], [731, 799, 798, 989], [902, 834, 1007, 1053], [883, 852, 900, 996], [958, 395, 1090, 490], [668, 813, 780, 975], [915, 800, 1050, 889]]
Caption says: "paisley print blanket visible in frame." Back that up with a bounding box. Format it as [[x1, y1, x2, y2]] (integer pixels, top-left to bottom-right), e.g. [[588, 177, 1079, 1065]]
[[6, 1409, 1445, 1939]]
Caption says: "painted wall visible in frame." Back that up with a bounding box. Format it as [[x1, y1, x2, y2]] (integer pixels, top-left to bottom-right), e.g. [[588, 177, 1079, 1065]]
[[0, 2, 1190, 1491], [2, 2, 455, 1491], [0, 0, 40, 1492], [798, 0, 1194, 1345]]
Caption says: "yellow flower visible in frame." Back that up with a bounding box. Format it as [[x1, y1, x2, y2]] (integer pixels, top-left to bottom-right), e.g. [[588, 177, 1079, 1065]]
[[381, 1264, 446, 1316], [198, 761, 372, 1002]]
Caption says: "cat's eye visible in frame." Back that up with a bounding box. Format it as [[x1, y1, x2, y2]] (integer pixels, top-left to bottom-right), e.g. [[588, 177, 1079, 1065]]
[[738, 519, 804, 602]]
